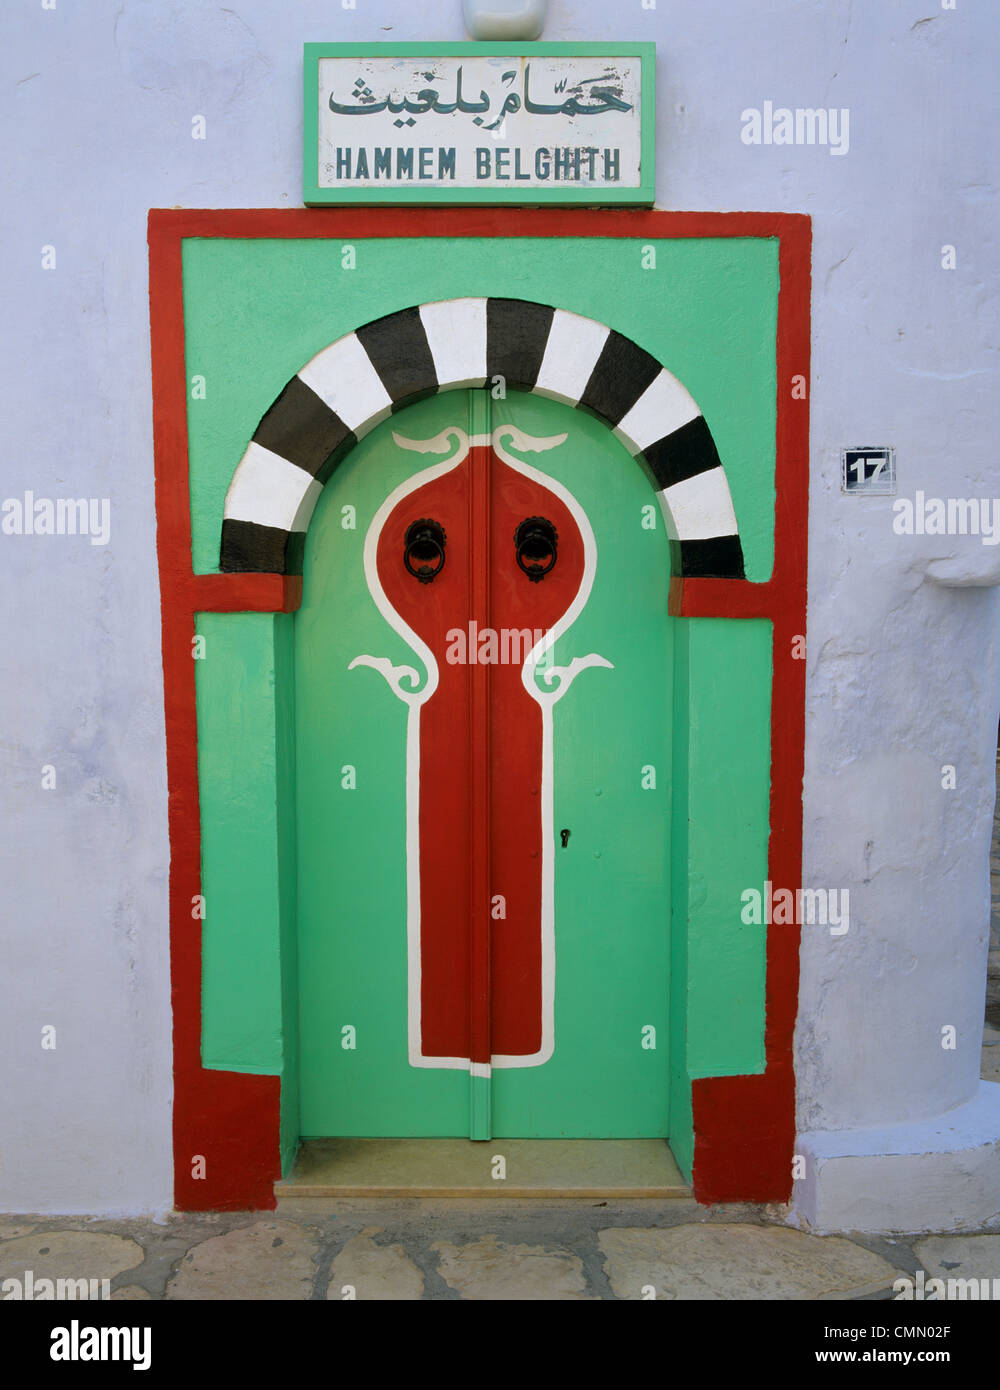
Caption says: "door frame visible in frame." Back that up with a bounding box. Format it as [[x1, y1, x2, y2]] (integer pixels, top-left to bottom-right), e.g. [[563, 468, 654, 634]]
[[149, 207, 810, 1210]]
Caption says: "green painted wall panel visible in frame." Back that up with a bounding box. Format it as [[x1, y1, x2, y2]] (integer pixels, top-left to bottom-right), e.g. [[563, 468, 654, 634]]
[[274, 614, 301, 1170], [683, 618, 771, 1079], [668, 620, 694, 1179], [196, 612, 286, 1075]]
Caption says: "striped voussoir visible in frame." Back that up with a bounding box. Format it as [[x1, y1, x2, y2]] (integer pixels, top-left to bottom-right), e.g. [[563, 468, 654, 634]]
[[220, 298, 745, 579]]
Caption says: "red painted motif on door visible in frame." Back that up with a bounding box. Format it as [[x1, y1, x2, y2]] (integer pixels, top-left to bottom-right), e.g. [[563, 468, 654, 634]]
[[355, 427, 602, 1068]]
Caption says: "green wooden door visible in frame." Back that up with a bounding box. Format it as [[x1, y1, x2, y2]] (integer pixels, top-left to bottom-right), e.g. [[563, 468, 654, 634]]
[[295, 388, 672, 1138]]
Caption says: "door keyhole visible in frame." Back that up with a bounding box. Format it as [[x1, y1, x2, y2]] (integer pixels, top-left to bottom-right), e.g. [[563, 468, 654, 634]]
[[560, 828, 571, 848]]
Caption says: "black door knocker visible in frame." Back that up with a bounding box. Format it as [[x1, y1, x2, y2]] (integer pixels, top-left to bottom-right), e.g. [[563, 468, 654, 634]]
[[514, 516, 558, 583], [404, 518, 446, 584]]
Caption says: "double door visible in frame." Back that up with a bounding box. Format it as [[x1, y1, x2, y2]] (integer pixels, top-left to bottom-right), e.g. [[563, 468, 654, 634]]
[[295, 389, 673, 1139]]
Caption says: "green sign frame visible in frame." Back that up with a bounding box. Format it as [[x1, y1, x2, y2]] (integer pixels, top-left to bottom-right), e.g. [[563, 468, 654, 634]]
[[303, 41, 656, 207]]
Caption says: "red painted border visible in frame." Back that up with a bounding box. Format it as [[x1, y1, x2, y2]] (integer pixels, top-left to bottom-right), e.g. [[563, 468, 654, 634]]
[[149, 220, 283, 1211], [687, 217, 810, 1205], [149, 208, 810, 1209]]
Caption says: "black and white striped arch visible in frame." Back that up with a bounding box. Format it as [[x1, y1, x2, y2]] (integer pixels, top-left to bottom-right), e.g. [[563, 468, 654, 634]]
[[220, 298, 745, 579]]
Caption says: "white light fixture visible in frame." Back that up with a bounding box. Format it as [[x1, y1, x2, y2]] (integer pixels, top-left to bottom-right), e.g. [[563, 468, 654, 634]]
[[462, 0, 549, 41]]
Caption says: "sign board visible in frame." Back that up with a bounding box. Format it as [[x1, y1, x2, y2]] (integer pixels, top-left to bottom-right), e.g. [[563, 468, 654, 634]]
[[303, 42, 655, 206], [842, 447, 896, 494]]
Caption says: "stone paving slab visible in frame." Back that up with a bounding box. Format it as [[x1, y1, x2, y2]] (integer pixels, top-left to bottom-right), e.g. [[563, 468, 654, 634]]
[[598, 1224, 906, 1301], [326, 1227, 425, 1300], [913, 1234, 1000, 1287], [0, 1230, 144, 1293], [0, 1218, 40, 1241], [431, 1233, 597, 1300], [165, 1220, 320, 1301]]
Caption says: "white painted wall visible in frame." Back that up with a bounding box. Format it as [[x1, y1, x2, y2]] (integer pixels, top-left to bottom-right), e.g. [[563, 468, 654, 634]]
[[1, 0, 996, 1224]]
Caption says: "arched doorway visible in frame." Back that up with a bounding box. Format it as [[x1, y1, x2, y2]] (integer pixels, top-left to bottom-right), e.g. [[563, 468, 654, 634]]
[[150, 211, 804, 1210]]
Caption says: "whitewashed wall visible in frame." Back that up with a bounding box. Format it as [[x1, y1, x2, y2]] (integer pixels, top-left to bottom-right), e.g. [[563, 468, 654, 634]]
[[0, 0, 996, 1225]]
